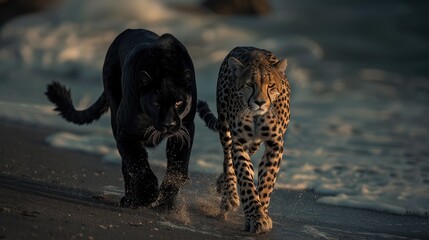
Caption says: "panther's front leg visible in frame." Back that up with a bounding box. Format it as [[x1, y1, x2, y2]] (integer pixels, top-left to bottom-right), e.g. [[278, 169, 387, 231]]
[[232, 140, 270, 234], [155, 122, 195, 210], [117, 135, 159, 208]]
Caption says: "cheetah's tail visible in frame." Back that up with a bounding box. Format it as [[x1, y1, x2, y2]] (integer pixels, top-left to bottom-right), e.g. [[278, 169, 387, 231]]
[[45, 81, 109, 125], [197, 100, 219, 132]]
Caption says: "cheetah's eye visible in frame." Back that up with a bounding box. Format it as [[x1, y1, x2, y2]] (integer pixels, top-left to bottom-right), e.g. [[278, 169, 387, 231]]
[[153, 100, 160, 108]]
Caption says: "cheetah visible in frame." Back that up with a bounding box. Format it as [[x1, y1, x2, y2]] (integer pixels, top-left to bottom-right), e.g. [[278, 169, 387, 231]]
[[197, 47, 291, 233]]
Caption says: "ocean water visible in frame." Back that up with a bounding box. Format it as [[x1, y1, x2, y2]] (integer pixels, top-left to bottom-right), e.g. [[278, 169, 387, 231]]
[[0, 0, 428, 217]]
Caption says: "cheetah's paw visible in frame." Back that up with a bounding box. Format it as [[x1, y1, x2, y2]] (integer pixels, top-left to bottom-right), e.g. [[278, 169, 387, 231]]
[[244, 215, 272, 234], [220, 192, 240, 214]]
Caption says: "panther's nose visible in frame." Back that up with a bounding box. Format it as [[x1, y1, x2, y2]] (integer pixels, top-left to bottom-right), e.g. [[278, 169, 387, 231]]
[[254, 100, 266, 107], [161, 121, 177, 131]]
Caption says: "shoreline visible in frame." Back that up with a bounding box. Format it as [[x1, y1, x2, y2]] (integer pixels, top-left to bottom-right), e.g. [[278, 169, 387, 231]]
[[0, 120, 428, 239]]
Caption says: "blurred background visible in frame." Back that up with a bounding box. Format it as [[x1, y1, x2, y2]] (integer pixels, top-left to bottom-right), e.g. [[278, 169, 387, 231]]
[[0, 0, 427, 216]]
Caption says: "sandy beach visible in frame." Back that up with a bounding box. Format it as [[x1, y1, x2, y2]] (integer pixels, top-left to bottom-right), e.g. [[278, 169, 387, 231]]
[[0, 120, 427, 239], [0, 120, 234, 239]]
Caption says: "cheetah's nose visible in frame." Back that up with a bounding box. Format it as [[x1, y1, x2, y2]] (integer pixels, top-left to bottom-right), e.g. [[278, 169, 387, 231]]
[[254, 100, 266, 107]]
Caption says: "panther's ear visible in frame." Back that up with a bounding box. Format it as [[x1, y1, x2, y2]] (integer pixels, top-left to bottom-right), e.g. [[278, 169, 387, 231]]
[[138, 71, 152, 87], [275, 59, 287, 74], [182, 69, 194, 88], [228, 57, 245, 77]]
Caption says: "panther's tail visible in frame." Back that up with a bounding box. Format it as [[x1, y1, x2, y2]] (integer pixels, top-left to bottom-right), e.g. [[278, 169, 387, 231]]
[[45, 81, 109, 125], [197, 100, 219, 132]]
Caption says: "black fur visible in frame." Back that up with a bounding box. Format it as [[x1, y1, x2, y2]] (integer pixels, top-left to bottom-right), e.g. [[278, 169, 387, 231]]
[[45, 29, 197, 209], [45, 81, 109, 125]]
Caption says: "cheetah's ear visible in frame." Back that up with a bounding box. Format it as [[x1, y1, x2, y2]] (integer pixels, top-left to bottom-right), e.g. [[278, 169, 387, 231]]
[[228, 57, 245, 77], [275, 59, 287, 74]]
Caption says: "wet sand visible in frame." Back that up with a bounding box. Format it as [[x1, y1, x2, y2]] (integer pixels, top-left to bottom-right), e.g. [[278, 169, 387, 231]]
[[0, 121, 227, 239], [0, 120, 427, 239]]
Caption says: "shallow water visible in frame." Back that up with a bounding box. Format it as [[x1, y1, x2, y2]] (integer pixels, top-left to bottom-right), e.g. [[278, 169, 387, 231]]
[[0, 0, 428, 217]]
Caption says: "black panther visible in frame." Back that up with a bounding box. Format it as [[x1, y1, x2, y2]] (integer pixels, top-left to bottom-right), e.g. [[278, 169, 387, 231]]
[[45, 29, 197, 209]]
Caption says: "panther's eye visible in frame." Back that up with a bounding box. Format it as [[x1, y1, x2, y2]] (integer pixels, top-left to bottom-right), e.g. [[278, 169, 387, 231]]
[[153, 100, 160, 108], [175, 101, 184, 108]]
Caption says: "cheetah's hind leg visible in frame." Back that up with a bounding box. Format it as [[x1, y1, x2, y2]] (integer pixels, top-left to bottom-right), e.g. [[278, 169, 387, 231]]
[[216, 172, 224, 193], [218, 172, 240, 219]]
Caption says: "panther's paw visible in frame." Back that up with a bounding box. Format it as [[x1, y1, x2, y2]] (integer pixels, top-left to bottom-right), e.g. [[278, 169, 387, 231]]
[[137, 169, 160, 205], [119, 196, 137, 208], [119, 184, 159, 208], [244, 215, 272, 234], [151, 192, 176, 212]]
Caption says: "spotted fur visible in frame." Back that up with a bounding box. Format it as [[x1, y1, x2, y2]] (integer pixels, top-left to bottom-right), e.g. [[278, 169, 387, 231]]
[[197, 47, 290, 234]]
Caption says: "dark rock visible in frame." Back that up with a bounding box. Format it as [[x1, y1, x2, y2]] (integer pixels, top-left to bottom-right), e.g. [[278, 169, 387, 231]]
[[0, 0, 62, 28], [202, 0, 271, 16]]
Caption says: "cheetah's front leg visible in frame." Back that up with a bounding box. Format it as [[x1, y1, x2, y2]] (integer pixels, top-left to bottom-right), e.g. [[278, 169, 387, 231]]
[[245, 139, 284, 233], [232, 141, 270, 233], [258, 140, 284, 214]]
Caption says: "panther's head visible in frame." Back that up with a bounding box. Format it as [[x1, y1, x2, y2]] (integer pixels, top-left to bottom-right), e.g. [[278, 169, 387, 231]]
[[124, 33, 196, 147], [138, 68, 194, 139], [229, 56, 287, 115]]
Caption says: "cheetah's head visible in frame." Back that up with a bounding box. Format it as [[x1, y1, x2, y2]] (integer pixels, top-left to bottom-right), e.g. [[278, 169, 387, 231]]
[[228, 56, 287, 115]]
